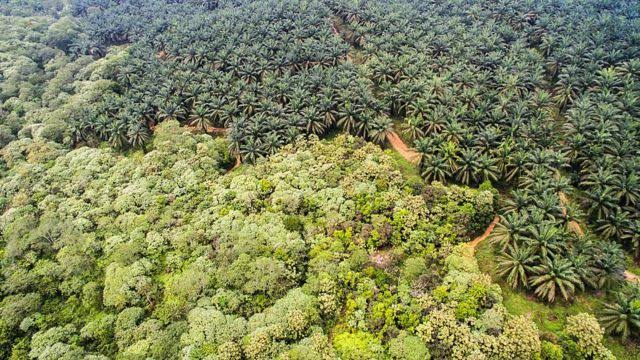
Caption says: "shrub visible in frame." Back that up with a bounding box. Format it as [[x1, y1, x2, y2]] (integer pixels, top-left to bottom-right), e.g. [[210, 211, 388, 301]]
[[541, 340, 563, 360], [563, 313, 614, 360], [283, 215, 305, 233], [388, 331, 430, 360], [332, 331, 384, 360]]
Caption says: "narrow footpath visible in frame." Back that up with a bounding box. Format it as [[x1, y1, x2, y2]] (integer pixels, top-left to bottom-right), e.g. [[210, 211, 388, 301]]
[[468, 216, 501, 253], [385, 131, 639, 282], [384, 131, 499, 250], [386, 132, 421, 164]]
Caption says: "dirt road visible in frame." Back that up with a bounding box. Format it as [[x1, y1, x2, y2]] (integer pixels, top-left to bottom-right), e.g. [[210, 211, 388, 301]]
[[386, 132, 421, 164], [468, 216, 501, 253]]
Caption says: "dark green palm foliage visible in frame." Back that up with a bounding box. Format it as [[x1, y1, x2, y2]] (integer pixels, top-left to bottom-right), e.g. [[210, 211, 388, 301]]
[[262, 132, 284, 156], [420, 154, 451, 183], [489, 213, 526, 251], [239, 137, 266, 164], [531, 192, 563, 221], [494, 140, 514, 177], [593, 241, 626, 290], [336, 101, 361, 135], [519, 166, 553, 190], [558, 202, 584, 230], [107, 120, 128, 148], [127, 122, 151, 149], [547, 176, 573, 195], [613, 172, 640, 206], [597, 210, 632, 240], [368, 115, 393, 145], [455, 148, 479, 185], [522, 222, 566, 260], [189, 105, 212, 131], [583, 187, 618, 221], [158, 101, 185, 122], [400, 115, 425, 141], [623, 221, 640, 262], [497, 244, 538, 289], [529, 258, 583, 303], [475, 153, 499, 183], [302, 107, 327, 136], [502, 189, 532, 214], [600, 289, 640, 340]]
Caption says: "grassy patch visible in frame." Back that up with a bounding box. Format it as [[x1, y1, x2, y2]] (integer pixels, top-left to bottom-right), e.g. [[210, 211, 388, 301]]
[[385, 149, 422, 185], [627, 256, 640, 276], [476, 240, 640, 358]]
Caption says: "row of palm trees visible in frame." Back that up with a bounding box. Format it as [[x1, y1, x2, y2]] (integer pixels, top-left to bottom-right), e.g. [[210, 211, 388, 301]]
[[72, 0, 639, 259], [491, 208, 625, 302], [70, 59, 397, 157], [325, 0, 640, 342], [73, 0, 639, 321], [71, 0, 390, 157]]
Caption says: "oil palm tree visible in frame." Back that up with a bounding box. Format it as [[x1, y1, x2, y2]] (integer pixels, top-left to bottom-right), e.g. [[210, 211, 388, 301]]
[[490, 213, 526, 251], [529, 258, 583, 302], [302, 106, 327, 136], [239, 137, 266, 164], [475, 154, 499, 183], [497, 244, 539, 289], [502, 189, 532, 214], [594, 241, 626, 290], [400, 115, 425, 142], [420, 154, 451, 183], [600, 291, 640, 340], [597, 210, 632, 240], [368, 115, 393, 145], [623, 221, 640, 263], [583, 186, 618, 221], [336, 101, 361, 135], [612, 172, 640, 206], [455, 147, 480, 185], [127, 122, 151, 149], [523, 222, 566, 260], [107, 120, 128, 149], [157, 101, 185, 122], [189, 105, 213, 131]]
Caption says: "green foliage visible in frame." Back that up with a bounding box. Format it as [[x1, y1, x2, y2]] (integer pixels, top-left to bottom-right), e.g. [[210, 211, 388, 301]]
[[181, 307, 247, 358], [388, 331, 429, 360], [332, 331, 383, 360], [563, 313, 614, 360], [599, 286, 640, 340], [541, 340, 563, 360], [103, 260, 156, 310], [1, 0, 637, 355], [283, 215, 305, 233], [0, 129, 502, 357]]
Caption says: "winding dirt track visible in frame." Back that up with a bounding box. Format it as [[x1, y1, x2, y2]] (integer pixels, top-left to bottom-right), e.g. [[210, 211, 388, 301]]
[[186, 125, 228, 135], [384, 131, 499, 250], [386, 132, 421, 164], [384, 132, 639, 282], [468, 215, 501, 253]]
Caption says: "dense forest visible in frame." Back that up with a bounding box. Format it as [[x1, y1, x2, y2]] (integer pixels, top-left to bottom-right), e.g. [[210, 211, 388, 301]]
[[0, 0, 639, 358]]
